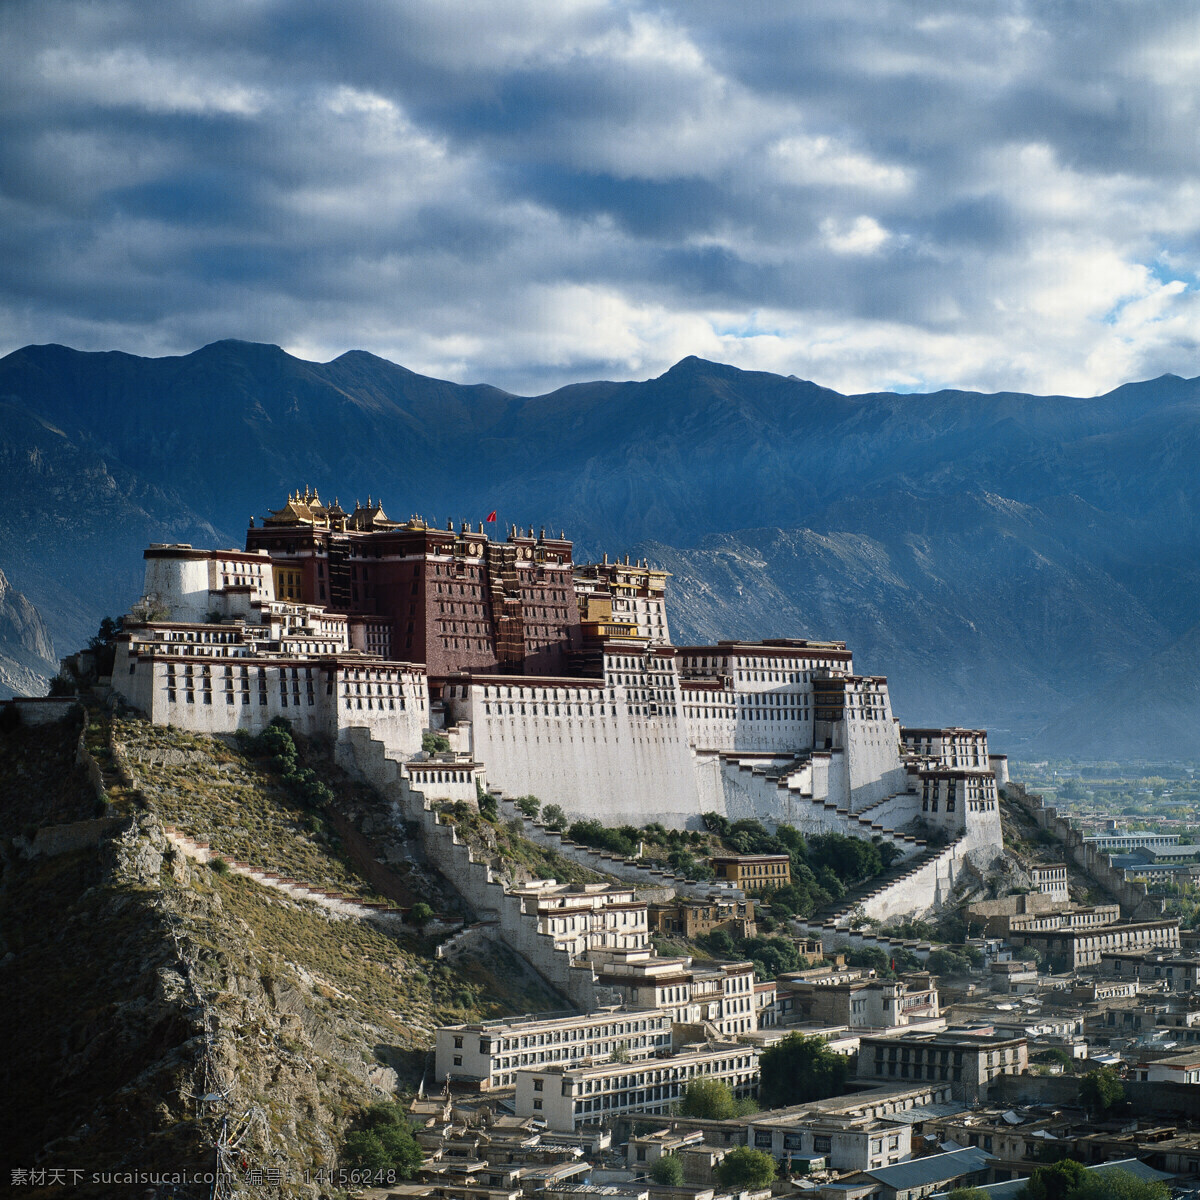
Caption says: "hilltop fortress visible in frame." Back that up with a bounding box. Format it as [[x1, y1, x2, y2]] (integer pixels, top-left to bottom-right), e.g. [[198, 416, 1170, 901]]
[[107, 489, 1006, 921]]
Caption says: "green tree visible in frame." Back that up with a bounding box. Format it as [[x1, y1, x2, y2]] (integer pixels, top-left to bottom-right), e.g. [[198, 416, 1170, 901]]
[[1078, 1066, 1124, 1114], [759, 1032, 850, 1107], [716, 1146, 776, 1190], [740, 935, 801, 980], [1067, 1167, 1168, 1200], [703, 928, 736, 957], [1022, 1158, 1086, 1200], [679, 1078, 737, 1120], [409, 901, 435, 928], [422, 731, 450, 754], [649, 1154, 684, 1185], [1014, 946, 1043, 964], [516, 795, 541, 818], [342, 1102, 423, 1179], [927, 948, 975, 976], [543, 803, 566, 830]]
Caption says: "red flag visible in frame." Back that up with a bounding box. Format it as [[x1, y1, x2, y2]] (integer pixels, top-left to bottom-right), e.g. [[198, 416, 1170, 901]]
[[486, 511, 497, 522]]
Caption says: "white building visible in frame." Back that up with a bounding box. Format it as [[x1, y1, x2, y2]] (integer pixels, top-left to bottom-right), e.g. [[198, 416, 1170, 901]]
[[435, 1008, 672, 1090], [514, 1042, 760, 1131]]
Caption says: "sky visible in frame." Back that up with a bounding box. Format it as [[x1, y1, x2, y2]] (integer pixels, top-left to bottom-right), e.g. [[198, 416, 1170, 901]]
[[3, 1, 1200, 397]]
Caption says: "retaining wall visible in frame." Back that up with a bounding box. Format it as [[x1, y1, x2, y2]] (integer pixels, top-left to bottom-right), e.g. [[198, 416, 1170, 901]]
[[1016, 785, 1162, 920], [0, 697, 78, 726], [17, 817, 125, 858], [337, 727, 598, 1009]]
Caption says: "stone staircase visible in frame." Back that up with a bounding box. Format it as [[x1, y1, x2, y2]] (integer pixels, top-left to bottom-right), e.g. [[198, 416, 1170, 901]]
[[795, 835, 967, 936], [720, 751, 926, 855]]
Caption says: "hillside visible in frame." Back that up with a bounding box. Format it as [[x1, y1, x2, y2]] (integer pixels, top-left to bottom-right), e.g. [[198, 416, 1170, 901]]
[[0, 706, 560, 1197], [2, 341, 1199, 753]]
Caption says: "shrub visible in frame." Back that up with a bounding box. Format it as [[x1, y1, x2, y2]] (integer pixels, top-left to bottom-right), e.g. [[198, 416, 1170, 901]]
[[650, 1155, 684, 1185], [422, 732, 451, 754], [679, 1078, 737, 1120], [516, 795, 541, 819], [409, 902, 435, 928], [1022, 1158, 1086, 1200], [210, 856, 229, 875], [567, 819, 637, 857], [543, 803, 567, 830], [715, 1146, 776, 1189]]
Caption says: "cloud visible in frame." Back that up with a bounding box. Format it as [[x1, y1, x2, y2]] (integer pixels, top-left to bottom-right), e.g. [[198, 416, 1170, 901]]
[[2, 0, 1200, 396]]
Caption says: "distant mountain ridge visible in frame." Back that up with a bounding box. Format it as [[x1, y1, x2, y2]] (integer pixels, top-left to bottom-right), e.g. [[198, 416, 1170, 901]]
[[1, 339, 1197, 755]]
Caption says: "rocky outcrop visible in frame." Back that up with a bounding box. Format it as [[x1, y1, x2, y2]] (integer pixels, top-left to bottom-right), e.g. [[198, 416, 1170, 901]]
[[0, 566, 56, 697]]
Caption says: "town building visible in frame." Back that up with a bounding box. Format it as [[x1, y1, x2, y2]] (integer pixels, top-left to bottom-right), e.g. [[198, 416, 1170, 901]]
[[745, 1112, 912, 1172], [1010, 918, 1180, 970], [435, 1007, 673, 1090], [709, 854, 791, 894], [850, 1145, 990, 1200], [856, 1034, 1028, 1103], [512, 1042, 760, 1131], [774, 974, 941, 1031], [1030, 865, 1068, 901], [647, 896, 756, 940]]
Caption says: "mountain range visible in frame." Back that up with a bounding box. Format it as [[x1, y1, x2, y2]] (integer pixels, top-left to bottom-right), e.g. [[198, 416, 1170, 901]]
[[1, 339, 1197, 758]]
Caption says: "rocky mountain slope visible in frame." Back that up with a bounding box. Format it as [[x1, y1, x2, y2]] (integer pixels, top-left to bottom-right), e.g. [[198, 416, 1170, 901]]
[[0, 567, 56, 698], [0, 706, 558, 1197], [1, 341, 1198, 754]]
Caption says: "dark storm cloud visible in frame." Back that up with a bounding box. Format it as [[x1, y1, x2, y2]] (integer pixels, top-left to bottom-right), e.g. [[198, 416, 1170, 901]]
[[3, 0, 1200, 394]]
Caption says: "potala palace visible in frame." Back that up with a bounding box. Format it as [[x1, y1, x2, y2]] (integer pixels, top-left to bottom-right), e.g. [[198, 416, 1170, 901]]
[[107, 488, 1007, 924]]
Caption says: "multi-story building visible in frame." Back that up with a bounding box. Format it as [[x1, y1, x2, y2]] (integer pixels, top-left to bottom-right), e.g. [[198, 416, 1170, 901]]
[[709, 854, 791, 894], [243, 494, 584, 677], [511, 881, 650, 958], [745, 1113, 912, 1172], [573, 557, 670, 644], [1012, 919, 1180, 970], [1082, 832, 1181, 854], [1099, 951, 1200, 991], [590, 950, 758, 1035], [1128, 1048, 1200, 1085], [1031, 865, 1069, 901], [856, 1033, 1028, 1103], [775, 974, 941, 1031], [513, 1042, 760, 1131], [434, 1007, 672, 1089], [647, 896, 755, 941]]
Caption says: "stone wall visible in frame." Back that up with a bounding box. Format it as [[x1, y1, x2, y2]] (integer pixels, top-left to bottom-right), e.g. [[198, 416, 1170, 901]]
[[989, 1071, 1200, 1122], [454, 681, 705, 829], [336, 727, 598, 1009], [1014, 784, 1162, 920], [0, 698, 79, 726], [16, 817, 126, 858]]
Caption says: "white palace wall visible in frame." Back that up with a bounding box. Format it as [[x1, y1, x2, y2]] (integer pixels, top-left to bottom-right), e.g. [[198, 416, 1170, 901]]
[[449, 677, 704, 828]]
